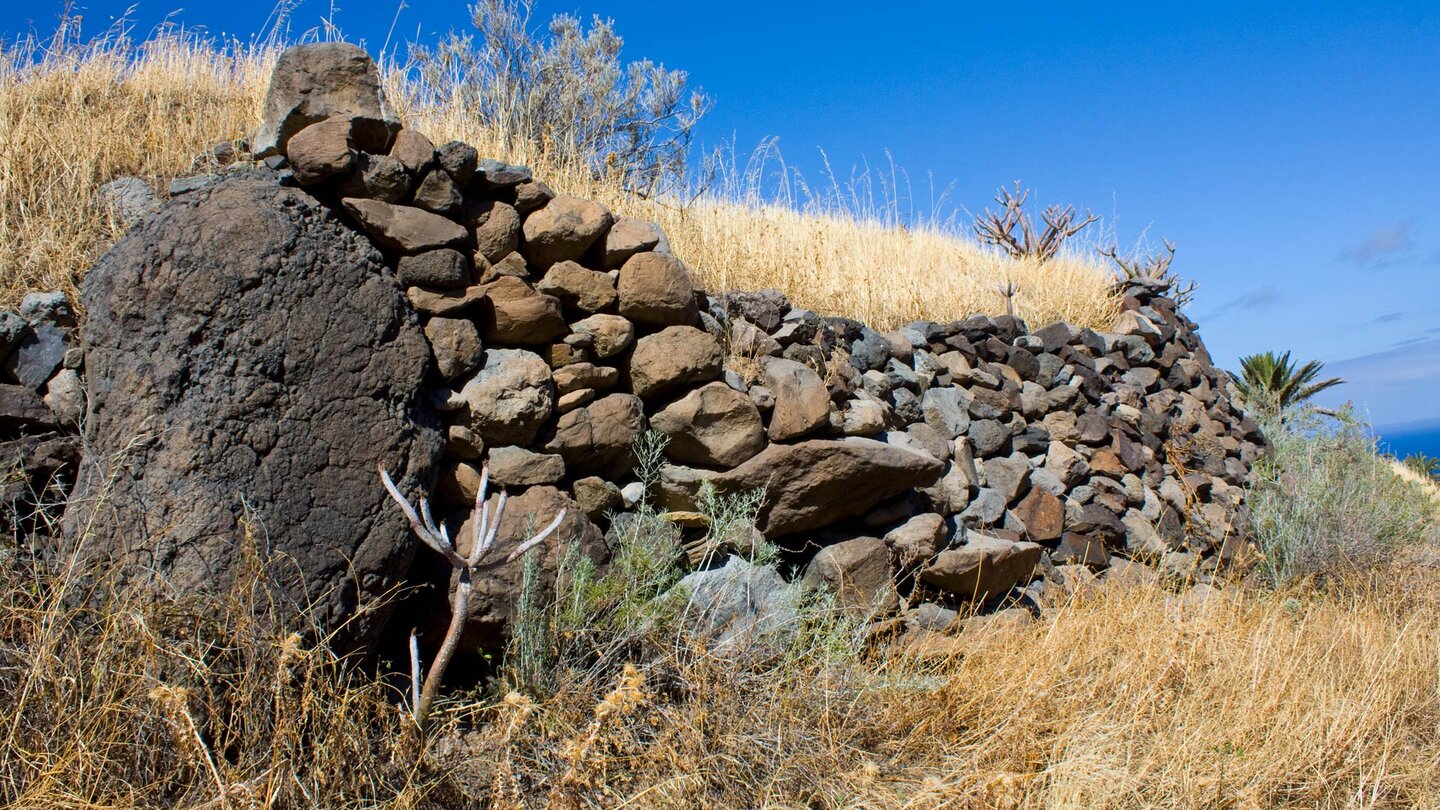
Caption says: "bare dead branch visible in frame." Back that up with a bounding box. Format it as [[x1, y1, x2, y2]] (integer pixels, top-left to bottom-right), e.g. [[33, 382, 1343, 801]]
[[378, 463, 564, 733], [972, 181, 1098, 262]]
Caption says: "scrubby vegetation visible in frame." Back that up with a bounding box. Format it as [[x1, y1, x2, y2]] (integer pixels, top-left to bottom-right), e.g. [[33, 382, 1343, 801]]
[[1249, 408, 1439, 585]]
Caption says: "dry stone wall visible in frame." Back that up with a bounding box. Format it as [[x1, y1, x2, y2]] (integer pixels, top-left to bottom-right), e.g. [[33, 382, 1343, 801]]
[[0, 44, 1269, 653]]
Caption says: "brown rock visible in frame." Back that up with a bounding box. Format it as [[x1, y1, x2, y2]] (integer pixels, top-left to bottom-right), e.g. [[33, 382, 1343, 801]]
[[411, 168, 463, 215], [457, 348, 553, 445], [64, 175, 438, 653], [285, 117, 355, 185], [478, 276, 567, 345], [487, 446, 566, 486], [602, 216, 664, 268], [617, 251, 697, 326], [1012, 488, 1064, 541], [0, 384, 56, 430], [254, 43, 397, 157], [573, 476, 623, 518], [342, 198, 467, 255], [570, 313, 634, 359], [921, 534, 1042, 602], [423, 317, 483, 381], [544, 393, 647, 478], [445, 424, 482, 459], [406, 284, 486, 316], [397, 248, 469, 289], [388, 128, 435, 174], [884, 512, 947, 569], [520, 195, 613, 269], [513, 178, 554, 214], [436, 461, 484, 505], [802, 536, 897, 617], [479, 250, 529, 283], [661, 438, 945, 537], [450, 486, 607, 650], [1052, 532, 1111, 570], [333, 152, 411, 203], [537, 260, 618, 313], [761, 357, 830, 441], [625, 326, 723, 400], [552, 362, 619, 394], [557, 388, 596, 413], [651, 382, 766, 467], [1089, 448, 1127, 477], [470, 200, 521, 263]]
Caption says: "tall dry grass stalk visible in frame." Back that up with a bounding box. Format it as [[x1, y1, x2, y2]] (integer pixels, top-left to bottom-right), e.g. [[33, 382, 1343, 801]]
[[0, 29, 1121, 330]]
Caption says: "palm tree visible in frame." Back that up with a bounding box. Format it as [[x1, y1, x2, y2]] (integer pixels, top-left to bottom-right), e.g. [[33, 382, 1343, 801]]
[[1229, 351, 1344, 418]]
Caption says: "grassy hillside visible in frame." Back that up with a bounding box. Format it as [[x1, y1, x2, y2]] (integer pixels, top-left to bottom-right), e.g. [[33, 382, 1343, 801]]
[[0, 31, 1119, 330]]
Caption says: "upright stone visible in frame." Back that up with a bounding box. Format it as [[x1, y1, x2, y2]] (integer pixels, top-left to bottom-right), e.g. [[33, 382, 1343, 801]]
[[253, 43, 397, 157], [64, 175, 441, 653]]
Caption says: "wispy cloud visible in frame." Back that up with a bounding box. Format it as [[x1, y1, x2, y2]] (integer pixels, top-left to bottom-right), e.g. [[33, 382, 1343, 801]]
[[1371, 311, 1405, 324], [1208, 285, 1282, 319], [1317, 337, 1440, 426], [1340, 221, 1417, 267]]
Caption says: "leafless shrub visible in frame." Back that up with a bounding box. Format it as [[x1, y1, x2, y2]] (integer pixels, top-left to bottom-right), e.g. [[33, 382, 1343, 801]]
[[402, 0, 711, 196], [1099, 238, 1199, 307], [379, 463, 563, 733], [972, 181, 1099, 262]]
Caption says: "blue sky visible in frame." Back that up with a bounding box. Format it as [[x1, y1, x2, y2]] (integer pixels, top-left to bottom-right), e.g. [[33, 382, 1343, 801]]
[[5, 1, 1439, 429]]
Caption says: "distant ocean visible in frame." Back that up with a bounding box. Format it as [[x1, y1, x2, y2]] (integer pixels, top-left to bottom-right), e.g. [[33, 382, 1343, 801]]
[[1376, 419, 1440, 460]]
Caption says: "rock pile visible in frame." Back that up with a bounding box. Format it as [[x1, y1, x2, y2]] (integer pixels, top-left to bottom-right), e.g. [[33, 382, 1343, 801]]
[[0, 292, 83, 538], [2, 43, 1269, 654]]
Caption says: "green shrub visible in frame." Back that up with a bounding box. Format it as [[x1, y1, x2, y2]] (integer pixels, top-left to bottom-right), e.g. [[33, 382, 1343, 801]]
[[1248, 407, 1439, 584]]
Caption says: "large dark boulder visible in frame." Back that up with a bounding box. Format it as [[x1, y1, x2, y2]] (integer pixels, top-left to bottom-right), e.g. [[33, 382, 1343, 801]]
[[63, 173, 442, 652]]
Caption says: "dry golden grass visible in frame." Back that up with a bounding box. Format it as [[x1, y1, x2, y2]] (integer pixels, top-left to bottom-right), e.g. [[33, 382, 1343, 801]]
[[0, 32, 1121, 330], [7, 544, 1440, 808]]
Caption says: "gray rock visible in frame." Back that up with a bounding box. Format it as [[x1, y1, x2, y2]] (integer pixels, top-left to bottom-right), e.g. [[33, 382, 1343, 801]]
[[95, 177, 159, 228], [3, 321, 67, 389], [968, 419, 1010, 456], [921, 387, 972, 439], [675, 556, 801, 652], [981, 455, 1032, 504], [959, 487, 1007, 526], [397, 249, 469, 289]]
